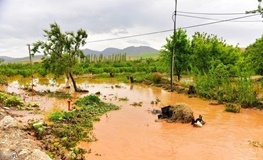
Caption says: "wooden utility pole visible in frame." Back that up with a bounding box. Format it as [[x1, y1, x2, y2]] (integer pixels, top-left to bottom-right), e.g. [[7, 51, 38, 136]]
[[27, 44, 34, 100], [171, 0, 178, 91]]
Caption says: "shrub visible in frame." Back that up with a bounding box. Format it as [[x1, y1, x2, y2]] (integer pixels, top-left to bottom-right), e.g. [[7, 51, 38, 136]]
[[152, 73, 162, 84], [225, 103, 241, 113], [49, 111, 63, 121], [4, 96, 24, 108], [235, 74, 258, 108], [75, 95, 100, 106]]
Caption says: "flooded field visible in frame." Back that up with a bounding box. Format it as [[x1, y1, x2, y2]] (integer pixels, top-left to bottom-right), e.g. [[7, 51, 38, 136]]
[[84, 84, 263, 160], [1, 77, 263, 160]]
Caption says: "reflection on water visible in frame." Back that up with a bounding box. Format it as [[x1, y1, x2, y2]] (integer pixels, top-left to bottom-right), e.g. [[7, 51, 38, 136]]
[[1, 76, 263, 160]]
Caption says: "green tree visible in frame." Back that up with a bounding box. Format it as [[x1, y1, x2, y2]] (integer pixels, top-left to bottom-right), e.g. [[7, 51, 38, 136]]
[[190, 32, 240, 73], [160, 28, 191, 81], [244, 35, 263, 75], [32, 23, 88, 91]]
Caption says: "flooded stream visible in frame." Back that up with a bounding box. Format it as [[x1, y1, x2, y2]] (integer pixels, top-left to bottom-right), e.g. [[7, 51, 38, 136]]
[[1, 78, 263, 160]]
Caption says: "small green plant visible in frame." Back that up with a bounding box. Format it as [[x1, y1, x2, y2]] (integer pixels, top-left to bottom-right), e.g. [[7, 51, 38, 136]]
[[75, 95, 100, 106], [25, 102, 40, 110], [4, 96, 24, 108], [69, 147, 87, 160], [0, 92, 8, 102], [33, 121, 44, 134], [25, 120, 47, 140], [225, 103, 241, 113], [49, 111, 63, 121]]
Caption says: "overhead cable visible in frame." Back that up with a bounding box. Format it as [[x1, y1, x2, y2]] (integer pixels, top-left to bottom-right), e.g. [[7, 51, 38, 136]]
[[177, 11, 255, 15], [86, 14, 260, 43], [178, 14, 263, 22]]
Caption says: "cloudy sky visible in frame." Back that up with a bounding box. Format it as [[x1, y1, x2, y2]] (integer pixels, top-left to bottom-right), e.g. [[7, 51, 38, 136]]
[[0, 0, 262, 58]]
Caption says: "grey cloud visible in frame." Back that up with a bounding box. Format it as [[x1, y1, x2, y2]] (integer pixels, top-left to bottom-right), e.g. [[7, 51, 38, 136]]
[[0, 0, 262, 57], [126, 39, 150, 45]]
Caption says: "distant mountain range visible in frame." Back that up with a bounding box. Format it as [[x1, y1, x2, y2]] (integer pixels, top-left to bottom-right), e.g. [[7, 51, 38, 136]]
[[0, 46, 159, 62], [0, 55, 44, 63], [82, 46, 159, 56]]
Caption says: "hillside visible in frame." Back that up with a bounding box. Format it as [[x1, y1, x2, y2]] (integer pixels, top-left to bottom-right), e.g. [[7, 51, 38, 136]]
[[0, 55, 44, 63], [0, 46, 159, 62], [82, 46, 159, 56]]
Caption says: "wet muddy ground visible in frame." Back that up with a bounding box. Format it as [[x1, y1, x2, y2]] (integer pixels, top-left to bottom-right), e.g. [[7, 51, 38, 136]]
[[1, 80, 263, 160]]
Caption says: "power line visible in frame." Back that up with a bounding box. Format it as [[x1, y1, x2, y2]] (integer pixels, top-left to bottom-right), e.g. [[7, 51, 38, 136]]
[[178, 14, 219, 21], [86, 14, 260, 43], [178, 13, 263, 22], [181, 14, 260, 29], [177, 11, 255, 15], [86, 29, 173, 43]]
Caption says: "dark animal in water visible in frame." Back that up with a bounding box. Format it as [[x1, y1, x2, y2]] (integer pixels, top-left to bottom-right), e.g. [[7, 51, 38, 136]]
[[161, 106, 173, 118], [191, 115, 206, 127]]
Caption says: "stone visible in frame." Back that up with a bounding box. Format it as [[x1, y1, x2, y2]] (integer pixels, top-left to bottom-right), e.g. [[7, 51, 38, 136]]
[[25, 149, 52, 160], [0, 116, 19, 129]]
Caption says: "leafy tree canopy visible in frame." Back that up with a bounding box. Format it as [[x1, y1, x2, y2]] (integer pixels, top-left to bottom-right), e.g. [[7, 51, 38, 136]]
[[190, 32, 240, 73], [160, 28, 191, 81], [246, 0, 263, 16], [244, 35, 263, 75], [32, 23, 88, 91]]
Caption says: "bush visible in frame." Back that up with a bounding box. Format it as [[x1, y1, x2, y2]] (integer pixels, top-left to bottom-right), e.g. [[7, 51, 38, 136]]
[[75, 95, 100, 106], [152, 73, 162, 84], [225, 103, 241, 113], [49, 111, 63, 121], [4, 96, 24, 108]]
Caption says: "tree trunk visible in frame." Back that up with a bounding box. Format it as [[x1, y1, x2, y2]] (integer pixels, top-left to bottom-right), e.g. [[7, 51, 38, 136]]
[[177, 72, 181, 81], [65, 72, 70, 88], [69, 72, 78, 92]]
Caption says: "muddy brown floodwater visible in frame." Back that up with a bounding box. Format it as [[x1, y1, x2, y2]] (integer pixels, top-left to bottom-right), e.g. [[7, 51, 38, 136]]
[[78, 83, 263, 160], [1, 80, 263, 160]]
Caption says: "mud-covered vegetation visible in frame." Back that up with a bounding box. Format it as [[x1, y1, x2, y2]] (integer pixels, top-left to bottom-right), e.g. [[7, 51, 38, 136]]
[[24, 95, 119, 159], [166, 103, 194, 123]]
